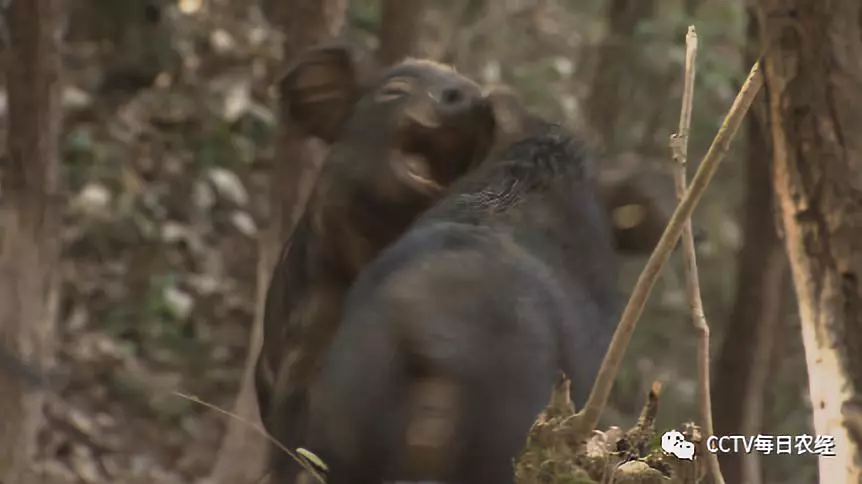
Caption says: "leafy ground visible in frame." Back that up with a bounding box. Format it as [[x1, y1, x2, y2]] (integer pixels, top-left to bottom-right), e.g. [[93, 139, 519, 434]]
[[32, 3, 280, 482]]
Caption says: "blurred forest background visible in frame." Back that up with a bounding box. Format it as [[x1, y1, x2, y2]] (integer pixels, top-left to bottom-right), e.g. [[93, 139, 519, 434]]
[[1, 0, 845, 482]]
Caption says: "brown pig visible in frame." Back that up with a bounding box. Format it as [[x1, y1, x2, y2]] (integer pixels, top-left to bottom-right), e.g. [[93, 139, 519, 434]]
[[255, 43, 498, 483]]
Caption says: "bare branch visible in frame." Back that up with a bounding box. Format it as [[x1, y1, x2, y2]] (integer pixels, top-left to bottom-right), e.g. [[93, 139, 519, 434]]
[[566, 59, 765, 441], [174, 392, 325, 483], [669, 26, 725, 484]]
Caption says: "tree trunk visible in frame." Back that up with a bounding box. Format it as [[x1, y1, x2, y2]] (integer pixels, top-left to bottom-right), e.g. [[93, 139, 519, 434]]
[[0, 0, 63, 482], [207, 1, 347, 483], [758, 0, 862, 481], [584, 0, 656, 152], [712, 10, 787, 484], [378, 0, 425, 66]]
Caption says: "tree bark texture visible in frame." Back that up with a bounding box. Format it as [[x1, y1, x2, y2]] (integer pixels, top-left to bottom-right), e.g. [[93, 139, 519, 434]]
[[0, 0, 63, 481], [378, 0, 425, 66], [712, 10, 787, 484], [585, 0, 656, 152], [759, 0, 862, 481], [208, 1, 347, 483]]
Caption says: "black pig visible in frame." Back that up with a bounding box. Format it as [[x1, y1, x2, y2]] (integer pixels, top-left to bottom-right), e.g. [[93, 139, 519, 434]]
[[255, 44, 497, 482], [487, 86, 684, 257], [301, 102, 622, 484]]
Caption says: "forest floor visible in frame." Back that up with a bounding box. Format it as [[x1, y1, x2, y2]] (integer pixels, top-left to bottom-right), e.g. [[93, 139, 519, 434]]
[[31, 5, 281, 483]]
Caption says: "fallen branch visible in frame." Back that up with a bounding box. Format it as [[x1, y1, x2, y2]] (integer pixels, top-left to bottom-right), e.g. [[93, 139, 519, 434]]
[[173, 391, 326, 483], [566, 58, 765, 442], [668, 26, 726, 484]]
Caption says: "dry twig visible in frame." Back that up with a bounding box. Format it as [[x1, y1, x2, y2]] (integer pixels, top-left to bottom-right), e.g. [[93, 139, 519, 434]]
[[564, 59, 765, 443], [668, 26, 725, 484], [173, 392, 326, 483]]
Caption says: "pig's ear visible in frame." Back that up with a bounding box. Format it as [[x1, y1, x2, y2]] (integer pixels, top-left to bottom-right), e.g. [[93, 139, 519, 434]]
[[483, 84, 541, 157], [597, 156, 680, 255], [281, 44, 362, 143], [484, 84, 530, 136]]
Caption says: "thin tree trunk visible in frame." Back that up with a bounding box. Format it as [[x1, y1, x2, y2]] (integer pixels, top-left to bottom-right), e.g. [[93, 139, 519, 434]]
[[585, 0, 656, 152], [758, 0, 862, 481], [712, 10, 786, 484], [207, 1, 347, 483], [378, 0, 424, 66], [0, 0, 63, 481]]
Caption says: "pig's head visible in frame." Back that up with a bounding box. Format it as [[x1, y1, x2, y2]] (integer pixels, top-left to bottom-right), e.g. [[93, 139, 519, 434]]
[[481, 85, 687, 256], [282, 44, 497, 210], [483, 84, 546, 158]]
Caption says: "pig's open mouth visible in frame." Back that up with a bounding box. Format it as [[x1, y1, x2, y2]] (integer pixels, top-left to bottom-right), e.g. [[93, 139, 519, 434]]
[[388, 97, 493, 197], [389, 150, 446, 196], [392, 121, 479, 197]]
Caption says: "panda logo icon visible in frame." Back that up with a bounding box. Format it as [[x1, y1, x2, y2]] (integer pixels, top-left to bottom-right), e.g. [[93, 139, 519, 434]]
[[661, 430, 695, 460]]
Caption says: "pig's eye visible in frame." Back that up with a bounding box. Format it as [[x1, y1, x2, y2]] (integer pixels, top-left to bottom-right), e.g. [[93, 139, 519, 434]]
[[375, 77, 414, 102]]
